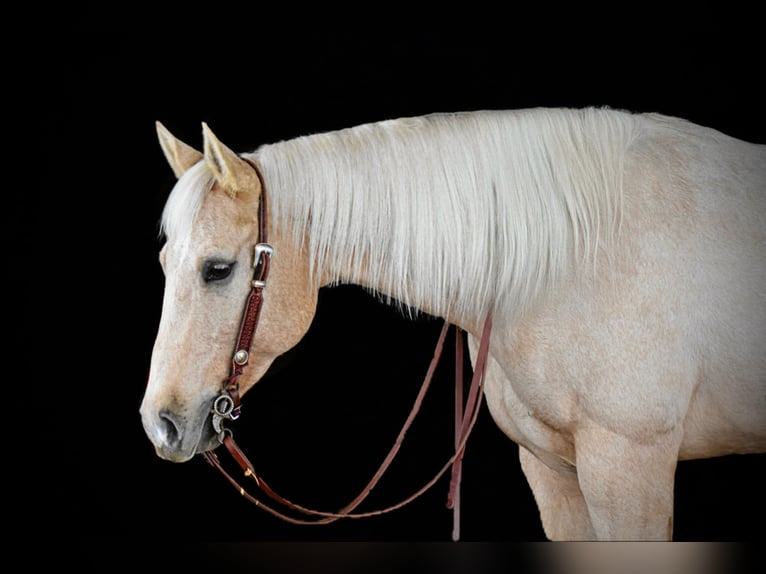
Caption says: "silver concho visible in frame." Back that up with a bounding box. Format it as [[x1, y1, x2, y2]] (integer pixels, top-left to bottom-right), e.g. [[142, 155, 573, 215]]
[[233, 349, 249, 365]]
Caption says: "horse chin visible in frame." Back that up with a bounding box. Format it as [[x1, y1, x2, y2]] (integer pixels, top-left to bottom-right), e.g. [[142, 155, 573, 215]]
[[195, 432, 222, 455]]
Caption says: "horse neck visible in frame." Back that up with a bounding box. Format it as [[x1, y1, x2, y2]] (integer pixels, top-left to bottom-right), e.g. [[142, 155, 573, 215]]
[[271, 211, 487, 332], [255, 109, 637, 333]]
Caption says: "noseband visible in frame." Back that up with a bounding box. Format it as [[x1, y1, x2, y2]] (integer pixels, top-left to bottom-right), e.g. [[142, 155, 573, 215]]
[[203, 157, 494, 541]]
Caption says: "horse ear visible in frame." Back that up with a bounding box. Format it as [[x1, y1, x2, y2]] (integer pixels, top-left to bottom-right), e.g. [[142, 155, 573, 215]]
[[201, 122, 261, 198], [155, 121, 203, 178]]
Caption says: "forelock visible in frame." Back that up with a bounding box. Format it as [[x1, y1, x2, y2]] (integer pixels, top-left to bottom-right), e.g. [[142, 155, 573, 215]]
[[160, 161, 215, 240]]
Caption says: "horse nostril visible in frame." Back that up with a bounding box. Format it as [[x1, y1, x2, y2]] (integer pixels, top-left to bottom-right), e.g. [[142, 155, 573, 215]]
[[157, 409, 181, 447]]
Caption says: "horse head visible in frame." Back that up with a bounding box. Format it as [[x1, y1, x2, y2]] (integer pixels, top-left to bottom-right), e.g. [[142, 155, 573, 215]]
[[140, 123, 318, 462]]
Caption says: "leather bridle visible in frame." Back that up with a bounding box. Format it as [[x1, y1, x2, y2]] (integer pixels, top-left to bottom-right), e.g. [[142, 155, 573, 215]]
[[202, 157, 494, 540], [207, 158, 272, 436]]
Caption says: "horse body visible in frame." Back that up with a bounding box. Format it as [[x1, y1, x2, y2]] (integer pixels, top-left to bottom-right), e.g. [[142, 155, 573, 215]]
[[477, 117, 766, 538], [141, 108, 765, 540]]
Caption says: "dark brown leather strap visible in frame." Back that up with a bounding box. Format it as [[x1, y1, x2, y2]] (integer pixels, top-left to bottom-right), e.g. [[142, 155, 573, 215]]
[[245, 157, 269, 244], [450, 327, 465, 539], [203, 314, 494, 534], [220, 158, 271, 416]]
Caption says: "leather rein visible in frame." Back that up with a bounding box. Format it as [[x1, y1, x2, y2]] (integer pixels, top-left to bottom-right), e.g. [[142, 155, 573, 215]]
[[202, 158, 494, 540]]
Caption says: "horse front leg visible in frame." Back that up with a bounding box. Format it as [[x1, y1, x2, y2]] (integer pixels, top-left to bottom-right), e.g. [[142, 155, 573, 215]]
[[574, 421, 683, 540], [519, 446, 596, 540]]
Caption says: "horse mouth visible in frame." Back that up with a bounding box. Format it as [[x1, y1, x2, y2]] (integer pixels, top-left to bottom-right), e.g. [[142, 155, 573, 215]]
[[194, 413, 224, 454], [153, 427, 219, 462]]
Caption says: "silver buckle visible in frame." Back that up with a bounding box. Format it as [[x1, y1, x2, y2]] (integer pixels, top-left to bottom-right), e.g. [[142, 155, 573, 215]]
[[254, 243, 274, 267], [252, 243, 274, 288]]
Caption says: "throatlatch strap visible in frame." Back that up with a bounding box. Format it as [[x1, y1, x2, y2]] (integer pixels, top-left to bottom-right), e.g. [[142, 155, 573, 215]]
[[203, 314, 493, 538]]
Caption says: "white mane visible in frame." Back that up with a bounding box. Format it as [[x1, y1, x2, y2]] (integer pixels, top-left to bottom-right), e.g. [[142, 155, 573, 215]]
[[163, 108, 640, 322]]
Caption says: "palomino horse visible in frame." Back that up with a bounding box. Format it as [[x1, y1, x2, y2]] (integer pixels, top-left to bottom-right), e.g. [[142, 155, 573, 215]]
[[140, 108, 766, 540]]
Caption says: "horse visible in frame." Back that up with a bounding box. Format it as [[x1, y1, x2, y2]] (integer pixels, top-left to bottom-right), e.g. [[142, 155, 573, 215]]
[[140, 107, 766, 540]]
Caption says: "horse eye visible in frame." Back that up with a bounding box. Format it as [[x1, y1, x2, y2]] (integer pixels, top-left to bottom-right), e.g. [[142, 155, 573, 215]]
[[202, 261, 236, 283]]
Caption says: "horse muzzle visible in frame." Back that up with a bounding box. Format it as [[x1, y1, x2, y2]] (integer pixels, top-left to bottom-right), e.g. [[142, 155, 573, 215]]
[[140, 401, 219, 462]]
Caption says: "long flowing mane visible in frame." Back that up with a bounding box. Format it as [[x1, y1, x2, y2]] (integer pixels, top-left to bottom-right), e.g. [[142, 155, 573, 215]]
[[163, 107, 640, 322]]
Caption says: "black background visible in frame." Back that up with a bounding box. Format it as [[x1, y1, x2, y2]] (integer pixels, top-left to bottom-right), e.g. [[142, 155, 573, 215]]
[[26, 4, 763, 569]]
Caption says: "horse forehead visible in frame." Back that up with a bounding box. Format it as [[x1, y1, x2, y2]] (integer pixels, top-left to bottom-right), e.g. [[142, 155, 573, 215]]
[[190, 187, 257, 247]]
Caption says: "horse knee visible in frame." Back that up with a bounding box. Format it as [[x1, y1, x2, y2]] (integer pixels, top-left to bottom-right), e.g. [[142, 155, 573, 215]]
[[574, 424, 681, 540]]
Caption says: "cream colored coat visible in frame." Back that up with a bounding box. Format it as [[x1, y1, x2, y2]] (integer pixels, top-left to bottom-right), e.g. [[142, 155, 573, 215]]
[[141, 110, 765, 540]]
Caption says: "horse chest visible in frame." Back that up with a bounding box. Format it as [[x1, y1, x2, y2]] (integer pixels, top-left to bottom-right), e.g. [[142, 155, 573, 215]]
[[475, 329, 581, 469]]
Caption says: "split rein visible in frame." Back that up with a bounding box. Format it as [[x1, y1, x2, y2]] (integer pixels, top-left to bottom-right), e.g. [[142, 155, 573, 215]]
[[202, 158, 494, 540]]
